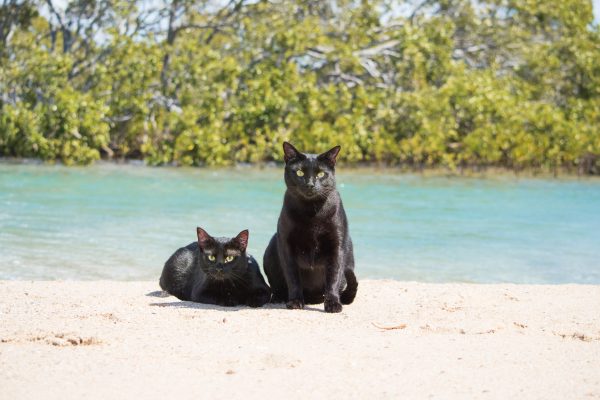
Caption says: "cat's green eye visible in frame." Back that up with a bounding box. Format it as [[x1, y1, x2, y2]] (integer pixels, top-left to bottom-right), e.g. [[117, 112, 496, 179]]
[[317, 171, 325, 178], [225, 255, 235, 263], [207, 254, 216, 262], [296, 170, 304, 177]]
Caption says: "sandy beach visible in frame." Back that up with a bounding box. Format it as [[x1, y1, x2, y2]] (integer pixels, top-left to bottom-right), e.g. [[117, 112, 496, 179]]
[[1, 280, 599, 399]]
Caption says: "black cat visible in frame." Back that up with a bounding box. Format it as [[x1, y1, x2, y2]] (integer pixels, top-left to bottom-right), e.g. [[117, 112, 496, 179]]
[[160, 228, 271, 307], [263, 142, 358, 313]]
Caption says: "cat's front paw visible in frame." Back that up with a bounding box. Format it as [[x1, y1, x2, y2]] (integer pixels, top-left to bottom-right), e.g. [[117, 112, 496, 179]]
[[324, 298, 343, 313], [246, 293, 270, 308], [286, 298, 305, 310], [217, 299, 238, 307]]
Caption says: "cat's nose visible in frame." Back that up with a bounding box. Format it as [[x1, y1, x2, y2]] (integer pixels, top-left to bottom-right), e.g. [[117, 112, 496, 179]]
[[306, 180, 315, 188]]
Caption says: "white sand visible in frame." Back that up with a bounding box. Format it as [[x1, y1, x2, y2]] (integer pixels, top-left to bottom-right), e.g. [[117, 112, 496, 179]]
[[1, 280, 599, 399]]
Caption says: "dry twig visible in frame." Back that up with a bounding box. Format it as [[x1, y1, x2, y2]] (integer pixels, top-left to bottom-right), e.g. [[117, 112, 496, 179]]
[[371, 322, 407, 330]]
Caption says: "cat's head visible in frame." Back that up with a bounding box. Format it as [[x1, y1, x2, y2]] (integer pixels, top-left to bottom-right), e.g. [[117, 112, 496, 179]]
[[196, 227, 249, 281], [282, 142, 340, 200]]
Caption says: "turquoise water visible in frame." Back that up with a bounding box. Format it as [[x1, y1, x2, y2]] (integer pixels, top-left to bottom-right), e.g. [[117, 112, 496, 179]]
[[1, 162, 599, 283]]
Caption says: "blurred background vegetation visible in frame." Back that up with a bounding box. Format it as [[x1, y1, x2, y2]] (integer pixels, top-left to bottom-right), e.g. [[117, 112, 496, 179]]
[[1, 0, 599, 173]]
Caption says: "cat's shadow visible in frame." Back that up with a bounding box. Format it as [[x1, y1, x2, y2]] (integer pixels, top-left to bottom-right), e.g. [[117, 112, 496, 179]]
[[146, 291, 326, 313]]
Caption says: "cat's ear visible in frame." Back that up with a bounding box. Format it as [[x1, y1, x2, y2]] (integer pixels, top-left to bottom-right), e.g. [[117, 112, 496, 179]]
[[283, 142, 305, 163], [317, 145, 341, 166], [196, 227, 213, 251], [233, 229, 249, 252]]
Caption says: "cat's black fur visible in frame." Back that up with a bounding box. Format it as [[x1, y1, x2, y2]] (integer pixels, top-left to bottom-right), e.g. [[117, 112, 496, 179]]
[[160, 228, 271, 307], [263, 142, 358, 313]]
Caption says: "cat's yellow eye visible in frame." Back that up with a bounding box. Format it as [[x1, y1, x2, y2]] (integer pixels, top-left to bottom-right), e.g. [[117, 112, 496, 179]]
[[207, 254, 216, 262], [317, 171, 325, 178], [296, 170, 304, 177], [225, 255, 235, 263]]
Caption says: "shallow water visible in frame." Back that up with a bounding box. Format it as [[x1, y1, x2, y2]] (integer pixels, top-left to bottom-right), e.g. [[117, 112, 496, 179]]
[[1, 163, 599, 283]]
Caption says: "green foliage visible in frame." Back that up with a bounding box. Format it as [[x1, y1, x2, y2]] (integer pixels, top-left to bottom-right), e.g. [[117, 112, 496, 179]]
[[0, 0, 599, 173]]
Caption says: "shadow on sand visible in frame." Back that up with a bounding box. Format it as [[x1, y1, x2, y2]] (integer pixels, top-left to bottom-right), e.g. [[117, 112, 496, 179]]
[[146, 290, 170, 298], [146, 291, 326, 313]]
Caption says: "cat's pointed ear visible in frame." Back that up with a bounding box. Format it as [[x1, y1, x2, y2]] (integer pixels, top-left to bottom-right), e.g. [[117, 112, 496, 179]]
[[233, 229, 249, 252], [317, 145, 341, 166], [283, 142, 305, 163], [196, 227, 213, 251]]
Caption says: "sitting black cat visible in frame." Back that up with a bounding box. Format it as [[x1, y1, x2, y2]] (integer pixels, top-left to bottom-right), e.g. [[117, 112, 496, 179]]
[[160, 228, 271, 307], [263, 142, 358, 313]]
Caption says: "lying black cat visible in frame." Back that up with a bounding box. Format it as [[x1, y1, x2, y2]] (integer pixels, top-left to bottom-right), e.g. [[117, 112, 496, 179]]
[[263, 142, 358, 313], [160, 228, 271, 307]]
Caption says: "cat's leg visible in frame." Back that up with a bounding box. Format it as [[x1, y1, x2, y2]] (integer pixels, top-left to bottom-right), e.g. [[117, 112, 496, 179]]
[[191, 282, 220, 306], [282, 262, 304, 309], [195, 291, 238, 307], [193, 293, 219, 305], [218, 296, 238, 307], [323, 253, 344, 313], [269, 234, 303, 309], [278, 244, 304, 309], [263, 235, 287, 303], [246, 288, 271, 307]]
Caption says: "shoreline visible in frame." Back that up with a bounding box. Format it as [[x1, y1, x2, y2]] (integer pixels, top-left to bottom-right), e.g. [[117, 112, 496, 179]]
[[1, 280, 599, 399], [2, 157, 599, 179]]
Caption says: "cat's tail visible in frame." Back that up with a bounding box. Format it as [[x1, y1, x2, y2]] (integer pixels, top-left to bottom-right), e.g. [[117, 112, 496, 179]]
[[340, 268, 358, 305]]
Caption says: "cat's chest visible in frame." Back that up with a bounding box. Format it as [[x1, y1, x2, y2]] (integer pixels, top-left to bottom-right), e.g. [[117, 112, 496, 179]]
[[291, 222, 324, 244], [289, 223, 335, 268]]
